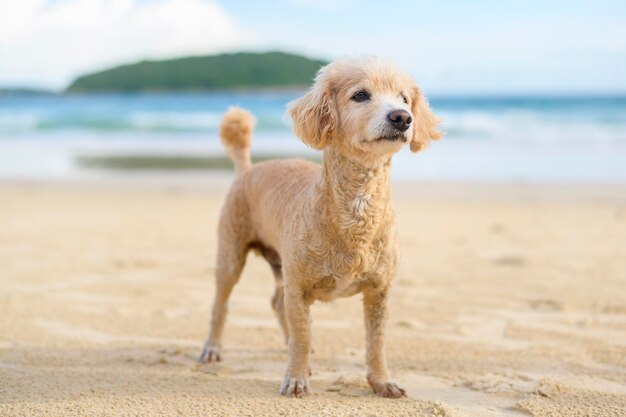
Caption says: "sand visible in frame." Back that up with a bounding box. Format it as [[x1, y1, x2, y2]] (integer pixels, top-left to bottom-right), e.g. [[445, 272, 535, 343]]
[[1, 180, 625, 416]]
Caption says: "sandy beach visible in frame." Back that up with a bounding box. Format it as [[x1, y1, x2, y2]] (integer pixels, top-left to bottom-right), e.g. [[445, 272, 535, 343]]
[[1, 180, 625, 417]]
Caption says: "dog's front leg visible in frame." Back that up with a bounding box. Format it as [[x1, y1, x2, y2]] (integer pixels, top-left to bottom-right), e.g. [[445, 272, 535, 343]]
[[280, 286, 311, 398], [363, 288, 406, 398]]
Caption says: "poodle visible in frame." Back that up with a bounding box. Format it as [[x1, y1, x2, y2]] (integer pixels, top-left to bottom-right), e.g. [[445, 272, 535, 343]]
[[199, 57, 442, 398]]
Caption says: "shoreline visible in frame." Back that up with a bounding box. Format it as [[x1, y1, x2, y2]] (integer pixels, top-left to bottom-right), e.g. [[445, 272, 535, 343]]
[[2, 177, 626, 204]]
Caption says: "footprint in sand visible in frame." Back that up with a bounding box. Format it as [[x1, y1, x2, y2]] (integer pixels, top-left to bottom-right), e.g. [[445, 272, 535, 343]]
[[325, 375, 371, 397], [192, 362, 237, 377], [483, 250, 527, 267], [493, 255, 526, 266], [527, 299, 563, 312]]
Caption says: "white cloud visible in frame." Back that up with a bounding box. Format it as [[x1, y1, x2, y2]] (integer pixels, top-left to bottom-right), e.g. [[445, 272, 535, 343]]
[[0, 0, 253, 89]]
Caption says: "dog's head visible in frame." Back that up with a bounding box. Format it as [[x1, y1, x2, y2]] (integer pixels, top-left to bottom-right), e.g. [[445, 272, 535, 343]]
[[289, 57, 442, 162]]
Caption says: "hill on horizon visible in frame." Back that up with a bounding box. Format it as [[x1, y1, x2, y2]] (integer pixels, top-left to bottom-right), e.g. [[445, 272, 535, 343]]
[[65, 52, 327, 93]]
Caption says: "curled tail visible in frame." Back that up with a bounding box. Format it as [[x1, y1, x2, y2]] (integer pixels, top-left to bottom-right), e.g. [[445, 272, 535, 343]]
[[219, 107, 256, 175]]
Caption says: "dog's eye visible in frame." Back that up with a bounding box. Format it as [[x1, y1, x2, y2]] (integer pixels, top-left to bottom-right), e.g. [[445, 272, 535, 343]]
[[351, 90, 371, 102], [401, 95, 408, 104]]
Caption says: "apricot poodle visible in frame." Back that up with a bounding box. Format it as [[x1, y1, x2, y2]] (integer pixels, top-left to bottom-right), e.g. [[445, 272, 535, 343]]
[[199, 57, 442, 398]]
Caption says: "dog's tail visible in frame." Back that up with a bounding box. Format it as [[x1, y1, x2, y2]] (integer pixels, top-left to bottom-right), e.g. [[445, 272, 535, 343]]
[[219, 107, 256, 175]]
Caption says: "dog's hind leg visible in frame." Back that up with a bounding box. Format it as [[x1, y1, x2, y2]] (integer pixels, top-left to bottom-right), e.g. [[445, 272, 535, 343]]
[[198, 235, 249, 363], [250, 241, 289, 343], [270, 272, 289, 344]]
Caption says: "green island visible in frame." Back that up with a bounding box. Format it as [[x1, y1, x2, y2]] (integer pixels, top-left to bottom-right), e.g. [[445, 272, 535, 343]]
[[66, 51, 327, 93]]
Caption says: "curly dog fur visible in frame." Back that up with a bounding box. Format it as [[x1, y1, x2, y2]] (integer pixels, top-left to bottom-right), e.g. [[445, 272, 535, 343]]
[[199, 57, 442, 398]]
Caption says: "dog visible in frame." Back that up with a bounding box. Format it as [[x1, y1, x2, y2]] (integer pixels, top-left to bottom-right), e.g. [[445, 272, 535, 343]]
[[198, 57, 442, 398]]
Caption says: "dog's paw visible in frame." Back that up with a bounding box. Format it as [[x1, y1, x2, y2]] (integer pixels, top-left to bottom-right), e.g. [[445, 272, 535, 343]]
[[369, 380, 406, 399], [198, 344, 221, 363], [280, 376, 310, 398]]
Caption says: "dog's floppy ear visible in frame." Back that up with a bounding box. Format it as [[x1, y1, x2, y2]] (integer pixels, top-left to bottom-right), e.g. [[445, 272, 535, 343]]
[[288, 67, 337, 150], [409, 88, 443, 153]]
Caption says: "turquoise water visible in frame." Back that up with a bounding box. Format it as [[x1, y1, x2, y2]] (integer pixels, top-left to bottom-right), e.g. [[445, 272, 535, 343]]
[[1, 92, 626, 181]]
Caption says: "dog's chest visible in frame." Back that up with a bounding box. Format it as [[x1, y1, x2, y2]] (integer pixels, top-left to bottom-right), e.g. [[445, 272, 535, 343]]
[[308, 272, 373, 301], [305, 243, 393, 301]]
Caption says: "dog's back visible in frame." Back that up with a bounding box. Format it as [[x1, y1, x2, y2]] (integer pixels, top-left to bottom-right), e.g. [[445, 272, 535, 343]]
[[219, 107, 320, 249]]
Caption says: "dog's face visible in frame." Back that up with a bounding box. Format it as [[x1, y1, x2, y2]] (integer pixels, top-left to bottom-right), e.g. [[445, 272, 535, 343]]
[[289, 57, 442, 163]]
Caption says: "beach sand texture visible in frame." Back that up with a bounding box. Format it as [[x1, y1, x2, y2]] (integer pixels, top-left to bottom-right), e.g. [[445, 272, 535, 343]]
[[1, 183, 625, 416]]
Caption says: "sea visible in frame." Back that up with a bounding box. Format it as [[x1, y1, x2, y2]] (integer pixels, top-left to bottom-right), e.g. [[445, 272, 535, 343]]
[[1, 91, 625, 182]]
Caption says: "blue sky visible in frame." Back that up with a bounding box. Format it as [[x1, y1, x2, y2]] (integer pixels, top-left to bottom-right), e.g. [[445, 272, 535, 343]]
[[1, 0, 625, 94], [221, 0, 626, 94]]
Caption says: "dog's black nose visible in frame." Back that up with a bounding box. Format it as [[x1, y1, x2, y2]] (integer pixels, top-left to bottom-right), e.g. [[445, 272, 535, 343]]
[[387, 110, 412, 132]]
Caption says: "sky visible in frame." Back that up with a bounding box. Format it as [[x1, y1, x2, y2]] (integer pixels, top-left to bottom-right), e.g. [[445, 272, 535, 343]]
[[0, 0, 625, 94]]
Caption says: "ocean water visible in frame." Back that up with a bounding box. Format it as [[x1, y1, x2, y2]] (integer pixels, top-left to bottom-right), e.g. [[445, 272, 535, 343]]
[[1, 92, 625, 182]]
